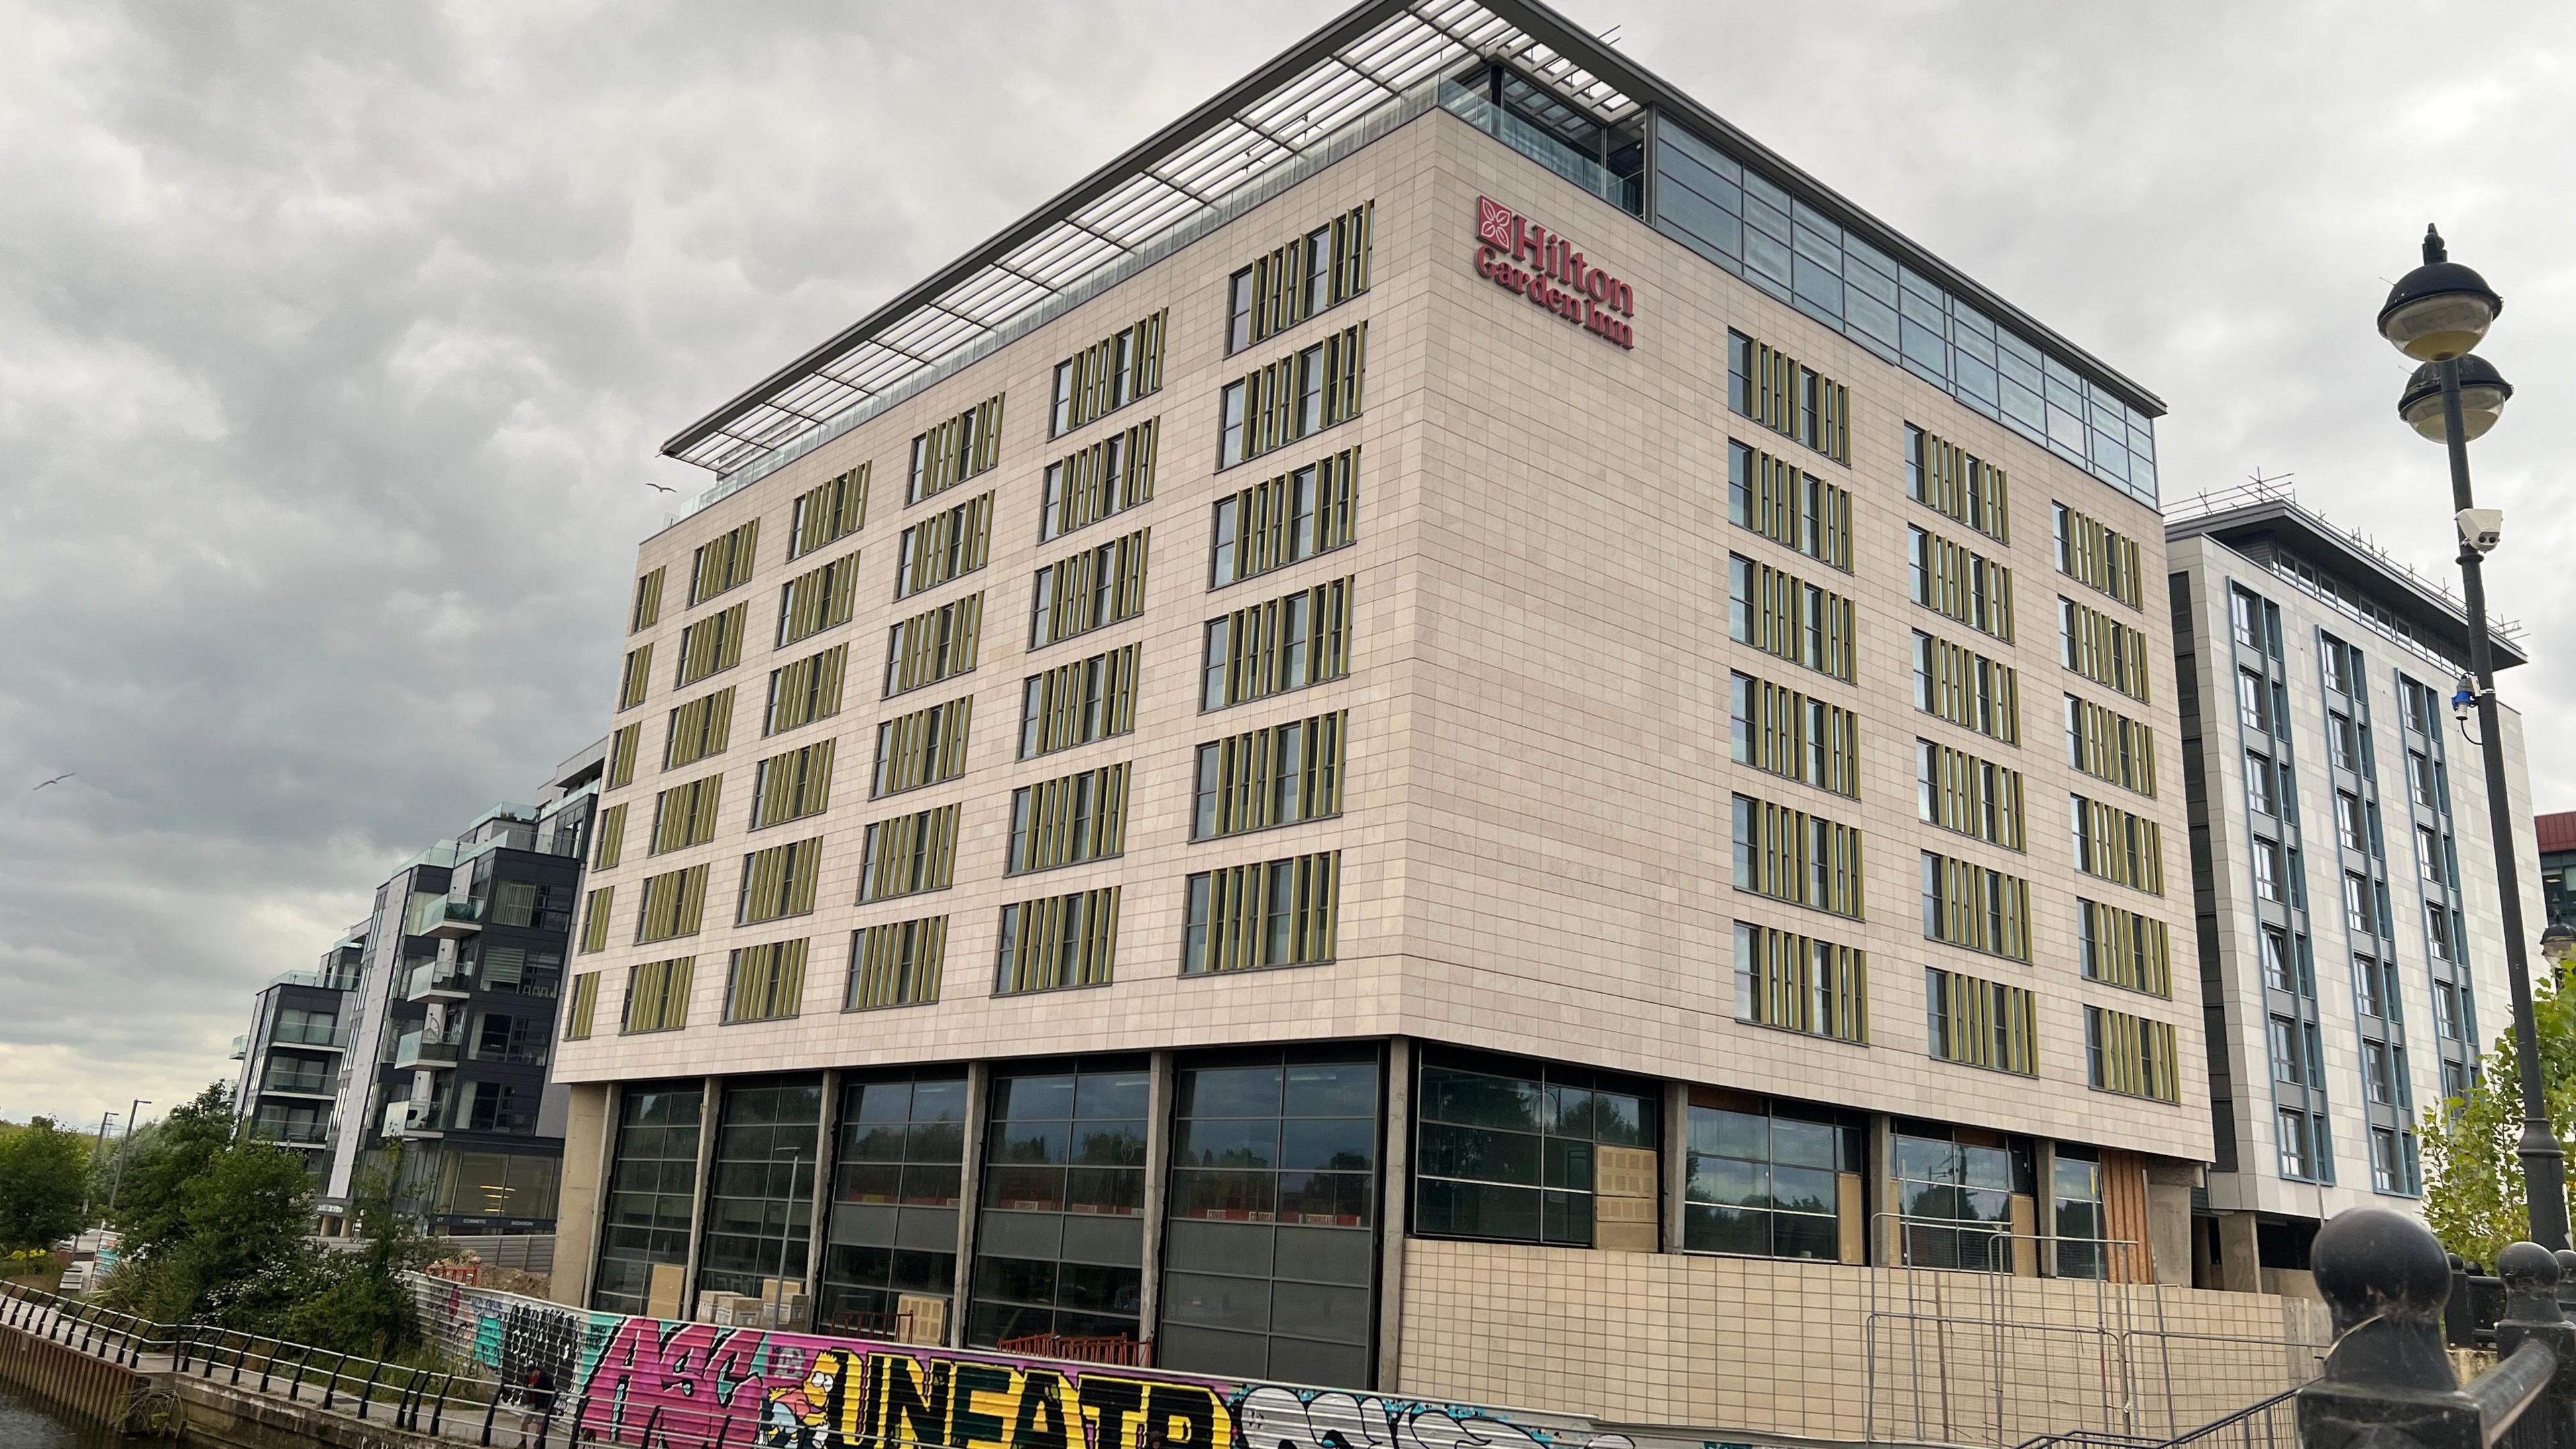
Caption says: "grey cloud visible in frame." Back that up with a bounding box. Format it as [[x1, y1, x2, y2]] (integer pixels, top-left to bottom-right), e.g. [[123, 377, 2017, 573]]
[[2, 0, 2569, 1123]]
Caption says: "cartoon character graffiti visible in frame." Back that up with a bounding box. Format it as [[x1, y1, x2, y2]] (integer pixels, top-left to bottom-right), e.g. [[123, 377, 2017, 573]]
[[761, 1348, 853, 1449]]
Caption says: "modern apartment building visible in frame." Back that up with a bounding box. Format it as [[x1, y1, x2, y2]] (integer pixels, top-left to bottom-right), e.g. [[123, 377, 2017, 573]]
[[548, 0, 2212, 1400], [231, 928, 367, 1169], [2167, 484, 2541, 1294], [2538, 810, 2576, 937], [312, 741, 604, 1235]]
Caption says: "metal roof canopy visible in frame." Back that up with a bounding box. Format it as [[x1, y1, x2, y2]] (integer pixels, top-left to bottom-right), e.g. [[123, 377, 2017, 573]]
[[661, 0, 2164, 478]]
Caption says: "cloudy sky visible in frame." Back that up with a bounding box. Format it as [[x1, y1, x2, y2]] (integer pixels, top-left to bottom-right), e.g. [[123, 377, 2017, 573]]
[[3, 1, 2571, 1128]]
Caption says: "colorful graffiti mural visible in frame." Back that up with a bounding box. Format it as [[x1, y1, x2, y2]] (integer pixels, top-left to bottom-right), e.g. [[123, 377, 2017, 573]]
[[419, 1280, 1636, 1449]]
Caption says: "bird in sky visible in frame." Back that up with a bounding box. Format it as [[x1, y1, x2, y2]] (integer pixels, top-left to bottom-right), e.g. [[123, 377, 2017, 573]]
[[645, 481, 675, 494], [34, 772, 74, 790]]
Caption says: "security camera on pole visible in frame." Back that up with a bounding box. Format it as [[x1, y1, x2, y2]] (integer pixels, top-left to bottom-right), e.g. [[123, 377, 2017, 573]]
[[2376, 225, 2563, 1250]]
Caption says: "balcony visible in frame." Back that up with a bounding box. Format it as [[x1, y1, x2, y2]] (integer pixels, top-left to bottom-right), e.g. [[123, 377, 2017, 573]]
[[409, 895, 486, 941], [260, 1068, 336, 1097], [383, 1097, 445, 1138], [250, 1118, 331, 1147], [229, 1034, 247, 1061], [270, 1020, 346, 1051], [405, 959, 474, 1002], [393, 1027, 464, 1071]]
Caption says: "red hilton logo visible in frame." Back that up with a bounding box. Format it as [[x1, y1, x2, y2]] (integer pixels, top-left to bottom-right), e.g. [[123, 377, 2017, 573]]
[[1473, 195, 1637, 349]]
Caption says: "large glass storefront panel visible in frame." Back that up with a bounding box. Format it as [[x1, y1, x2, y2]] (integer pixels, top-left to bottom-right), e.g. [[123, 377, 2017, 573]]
[[592, 1083, 704, 1315], [697, 1075, 824, 1303], [1413, 1051, 1658, 1250], [1159, 1047, 1380, 1387], [1893, 1122, 2033, 1273], [968, 1059, 1148, 1348], [1682, 1092, 1861, 1262], [820, 1071, 966, 1338]]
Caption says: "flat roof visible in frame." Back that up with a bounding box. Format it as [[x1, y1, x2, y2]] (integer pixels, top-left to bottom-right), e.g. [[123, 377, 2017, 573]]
[[2167, 483, 2527, 672], [658, 0, 2162, 483]]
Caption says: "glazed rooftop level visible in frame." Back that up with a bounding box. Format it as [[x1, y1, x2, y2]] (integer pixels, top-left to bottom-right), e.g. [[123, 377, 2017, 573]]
[[656, 0, 2161, 518]]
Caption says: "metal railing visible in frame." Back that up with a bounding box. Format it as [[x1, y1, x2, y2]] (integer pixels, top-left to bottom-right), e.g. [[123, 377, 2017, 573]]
[[0, 1279, 541, 1443], [2295, 1209, 2576, 1449]]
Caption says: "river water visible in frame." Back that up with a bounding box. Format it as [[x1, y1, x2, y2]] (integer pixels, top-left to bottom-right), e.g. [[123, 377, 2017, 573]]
[[0, 1380, 155, 1449]]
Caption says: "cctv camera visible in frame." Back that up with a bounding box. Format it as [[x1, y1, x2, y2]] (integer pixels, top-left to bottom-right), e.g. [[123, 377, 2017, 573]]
[[2458, 508, 2504, 554]]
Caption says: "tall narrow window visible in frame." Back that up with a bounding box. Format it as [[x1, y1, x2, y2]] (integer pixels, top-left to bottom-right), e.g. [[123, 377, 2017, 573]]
[[1210, 447, 1358, 587], [1184, 853, 1340, 974], [896, 492, 994, 598], [1192, 712, 1345, 839], [1021, 646, 1138, 758], [1733, 920, 1867, 1043], [689, 520, 760, 606], [906, 393, 1005, 505], [787, 464, 867, 559], [1202, 578, 1353, 710], [1041, 417, 1159, 542], [1226, 203, 1373, 352], [996, 887, 1120, 993], [848, 918, 945, 1009], [1030, 528, 1150, 649], [1050, 310, 1168, 435]]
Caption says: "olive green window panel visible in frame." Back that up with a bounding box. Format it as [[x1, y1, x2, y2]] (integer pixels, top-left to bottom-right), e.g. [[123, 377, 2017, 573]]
[[751, 739, 835, 828], [849, 916, 945, 1010], [765, 645, 849, 736], [1053, 309, 1167, 436], [996, 887, 1119, 994], [1727, 555, 1856, 683], [859, 804, 959, 904], [1731, 331, 1850, 464], [1909, 525, 2016, 642], [789, 464, 868, 560], [1727, 441, 1852, 572], [1040, 417, 1159, 543], [896, 492, 994, 599], [623, 956, 694, 1034], [1030, 528, 1149, 649], [2081, 898, 2174, 998], [1221, 322, 1366, 468], [2067, 694, 2159, 798], [1201, 577, 1353, 710], [593, 804, 627, 872], [1231, 202, 1373, 350], [1916, 739, 2027, 852], [650, 774, 724, 855], [1913, 631, 2023, 745], [872, 696, 971, 798], [636, 866, 709, 946], [676, 603, 749, 688], [1192, 711, 1345, 839], [1926, 967, 2037, 1076], [1212, 445, 1358, 588], [665, 688, 735, 770], [885, 593, 983, 698], [1021, 646, 1138, 759], [606, 724, 641, 790], [1730, 794, 1866, 920], [2060, 597, 2153, 704], [1181, 851, 1340, 975], [1007, 764, 1130, 875], [579, 885, 614, 955], [1729, 673, 1859, 799], [690, 520, 760, 606], [724, 938, 808, 1024], [739, 837, 823, 926], [2087, 1006, 2180, 1102], [631, 568, 665, 634], [617, 645, 654, 712], [1733, 920, 1867, 1044], [1907, 425, 2011, 544], [2053, 502, 2144, 610], [1920, 853, 2033, 963], [907, 393, 1005, 505], [778, 554, 862, 648], [564, 971, 600, 1040], [2072, 794, 2166, 896]]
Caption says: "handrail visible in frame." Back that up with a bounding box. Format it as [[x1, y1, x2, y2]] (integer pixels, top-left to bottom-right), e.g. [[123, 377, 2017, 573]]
[[2467, 1340, 2557, 1442]]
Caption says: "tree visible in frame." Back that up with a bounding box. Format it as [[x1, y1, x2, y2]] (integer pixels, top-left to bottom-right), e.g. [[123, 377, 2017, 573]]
[[2420, 970, 2576, 1265], [99, 1121, 314, 1326], [278, 1144, 435, 1356], [107, 1082, 237, 1255], [0, 1116, 91, 1250]]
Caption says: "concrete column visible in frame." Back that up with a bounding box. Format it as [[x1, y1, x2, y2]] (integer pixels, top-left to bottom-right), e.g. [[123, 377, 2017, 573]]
[[1870, 1112, 1898, 1266], [949, 1059, 993, 1348], [2033, 1140, 2060, 1278], [547, 1079, 616, 1308], [1136, 1050, 1175, 1347], [804, 1068, 841, 1323], [2143, 1160, 2199, 1287], [680, 1075, 719, 1319], [1661, 1081, 1689, 1252], [1374, 1038, 1413, 1392], [2214, 1210, 2261, 1294]]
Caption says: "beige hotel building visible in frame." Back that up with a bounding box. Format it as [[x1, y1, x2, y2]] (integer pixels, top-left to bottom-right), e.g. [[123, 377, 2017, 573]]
[[545, 0, 2239, 1412]]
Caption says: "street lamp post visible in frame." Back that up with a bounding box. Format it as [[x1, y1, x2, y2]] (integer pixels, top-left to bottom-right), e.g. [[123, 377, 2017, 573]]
[[105, 1099, 150, 1218], [771, 1145, 808, 1329], [2377, 224, 2565, 1250]]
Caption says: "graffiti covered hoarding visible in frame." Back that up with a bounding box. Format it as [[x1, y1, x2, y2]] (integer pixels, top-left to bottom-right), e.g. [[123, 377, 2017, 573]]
[[417, 1279, 1635, 1449]]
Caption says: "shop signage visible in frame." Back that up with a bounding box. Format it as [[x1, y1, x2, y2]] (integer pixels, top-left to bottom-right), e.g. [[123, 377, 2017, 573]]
[[1473, 195, 1637, 349]]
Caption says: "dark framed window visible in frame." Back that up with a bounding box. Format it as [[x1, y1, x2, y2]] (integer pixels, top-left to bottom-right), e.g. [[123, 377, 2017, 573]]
[[820, 1073, 965, 1336], [591, 1085, 703, 1316], [1412, 1053, 1656, 1250], [696, 1076, 822, 1301], [1892, 1128, 2029, 1273], [1682, 1097, 1856, 1261], [968, 1061, 1148, 1348]]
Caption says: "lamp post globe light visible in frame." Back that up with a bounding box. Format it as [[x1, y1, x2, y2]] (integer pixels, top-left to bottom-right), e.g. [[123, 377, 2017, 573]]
[[2378, 225, 2565, 1250]]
